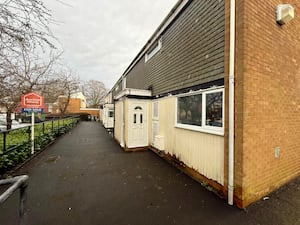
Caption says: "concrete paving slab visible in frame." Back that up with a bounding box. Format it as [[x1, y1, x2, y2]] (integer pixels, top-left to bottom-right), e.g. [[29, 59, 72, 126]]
[[0, 121, 299, 225]]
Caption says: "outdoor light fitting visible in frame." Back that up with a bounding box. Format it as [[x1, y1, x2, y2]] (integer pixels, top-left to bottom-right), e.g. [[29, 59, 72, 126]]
[[276, 4, 295, 25]]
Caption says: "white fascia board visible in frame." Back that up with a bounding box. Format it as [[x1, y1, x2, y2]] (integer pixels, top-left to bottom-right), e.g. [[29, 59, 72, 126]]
[[114, 88, 152, 100], [103, 103, 114, 108]]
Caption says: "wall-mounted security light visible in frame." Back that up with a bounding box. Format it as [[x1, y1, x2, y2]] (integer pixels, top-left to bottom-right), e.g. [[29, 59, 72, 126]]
[[276, 4, 295, 25]]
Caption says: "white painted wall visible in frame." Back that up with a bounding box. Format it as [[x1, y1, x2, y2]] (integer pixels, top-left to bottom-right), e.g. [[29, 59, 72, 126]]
[[114, 101, 123, 146], [102, 104, 114, 129]]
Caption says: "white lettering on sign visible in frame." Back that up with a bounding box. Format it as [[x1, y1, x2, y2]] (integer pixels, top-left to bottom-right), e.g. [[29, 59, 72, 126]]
[[26, 99, 40, 104]]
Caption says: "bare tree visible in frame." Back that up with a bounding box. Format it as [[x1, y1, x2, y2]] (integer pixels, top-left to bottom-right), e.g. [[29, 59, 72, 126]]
[[52, 68, 80, 115], [0, 45, 61, 129], [0, 0, 58, 129], [81, 80, 107, 108], [0, 0, 54, 51]]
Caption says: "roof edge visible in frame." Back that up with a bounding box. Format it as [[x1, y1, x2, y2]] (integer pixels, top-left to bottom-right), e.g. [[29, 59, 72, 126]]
[[111, 0, 191, 91]]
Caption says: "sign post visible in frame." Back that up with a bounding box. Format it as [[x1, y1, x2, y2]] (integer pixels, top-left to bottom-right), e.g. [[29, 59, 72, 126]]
[[31, 112, 34, 154], [21, 93, 44, 155]]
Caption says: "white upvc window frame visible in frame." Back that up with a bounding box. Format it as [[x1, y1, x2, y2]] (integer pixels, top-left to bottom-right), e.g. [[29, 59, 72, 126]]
[[175, 87, 224, 136], [145, 37, 162, 62]]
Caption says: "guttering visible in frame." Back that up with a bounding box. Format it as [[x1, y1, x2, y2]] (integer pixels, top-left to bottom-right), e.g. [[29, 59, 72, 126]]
[[228, 0, 236, 205]]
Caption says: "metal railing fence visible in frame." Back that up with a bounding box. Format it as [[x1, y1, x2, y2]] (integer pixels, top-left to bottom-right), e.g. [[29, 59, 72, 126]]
[[0, 175, 29, 225], [0, 116, 80, 174]]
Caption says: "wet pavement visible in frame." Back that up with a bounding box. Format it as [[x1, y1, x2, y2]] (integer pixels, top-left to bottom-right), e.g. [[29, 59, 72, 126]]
[[0, 121, 299, 225]]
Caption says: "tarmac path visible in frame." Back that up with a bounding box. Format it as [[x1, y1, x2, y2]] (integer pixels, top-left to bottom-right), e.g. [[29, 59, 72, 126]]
[[0, 121, 299, 225]]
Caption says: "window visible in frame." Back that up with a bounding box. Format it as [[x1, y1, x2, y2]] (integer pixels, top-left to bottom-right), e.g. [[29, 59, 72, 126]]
[[177, 94, 202, 126], [205, 92, 223, 127], [176, 88, 224, 135], [153, 101, 159, 119], [134, 106, 142, 110], [140, 114, 143, 124], [152, 121, 159, 143], [109, 111, 114, 118], [145, 38, 162, 62]]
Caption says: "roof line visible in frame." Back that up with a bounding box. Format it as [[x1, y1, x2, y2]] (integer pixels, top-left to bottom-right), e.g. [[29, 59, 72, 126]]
[[111, 0, 190, 90]]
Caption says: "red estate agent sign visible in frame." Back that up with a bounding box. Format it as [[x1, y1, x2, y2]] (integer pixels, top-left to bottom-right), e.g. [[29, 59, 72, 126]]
[[21, 92, 44, 109], [21, 92, 44, 155]]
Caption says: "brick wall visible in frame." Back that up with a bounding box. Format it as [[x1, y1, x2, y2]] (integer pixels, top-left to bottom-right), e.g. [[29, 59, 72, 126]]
[[66, 99, 81, 113], [51, 97, 80, 114], [66, 99, 100, 116], [235, 0, 300, 207], [79, 109, 100, 117]]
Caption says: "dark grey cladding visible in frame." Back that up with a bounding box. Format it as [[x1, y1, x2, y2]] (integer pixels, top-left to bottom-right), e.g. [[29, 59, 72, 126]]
[[121, 0, 225, 97]]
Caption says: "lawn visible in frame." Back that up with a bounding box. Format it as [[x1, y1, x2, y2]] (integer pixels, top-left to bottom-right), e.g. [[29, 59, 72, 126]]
[[0, 117, 80, 175]]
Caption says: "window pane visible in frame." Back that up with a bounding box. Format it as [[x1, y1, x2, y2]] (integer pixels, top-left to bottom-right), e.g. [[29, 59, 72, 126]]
[[134, 106, 142, 110], [177, 94, 202, 126], [109, 111, 114, 117], [140, 114, 143, 124], [206, 92, 223, 127], [153, 102, 158, 118], [134, 114, 136, 124]]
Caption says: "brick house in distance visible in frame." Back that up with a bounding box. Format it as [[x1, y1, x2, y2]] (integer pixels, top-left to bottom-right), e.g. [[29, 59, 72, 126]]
[[105, 0, 300, 208], [52, 92, 100, 118]]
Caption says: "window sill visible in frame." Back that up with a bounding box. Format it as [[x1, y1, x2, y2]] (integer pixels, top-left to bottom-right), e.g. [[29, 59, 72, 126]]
[[175, 124, 224, 136]]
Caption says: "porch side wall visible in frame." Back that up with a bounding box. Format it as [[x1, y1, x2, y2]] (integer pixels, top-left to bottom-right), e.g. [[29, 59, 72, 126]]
[[114, 101, 123, 146], [124, 99, 129, 148], [237, 0, 300, 207]]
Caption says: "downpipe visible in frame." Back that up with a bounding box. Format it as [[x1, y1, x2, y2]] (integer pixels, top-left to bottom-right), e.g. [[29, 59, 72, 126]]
[[228, 0, 236, 205]]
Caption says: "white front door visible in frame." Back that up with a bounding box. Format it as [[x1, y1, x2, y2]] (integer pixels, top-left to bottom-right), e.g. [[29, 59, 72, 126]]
[[128, 101, 148, 148]]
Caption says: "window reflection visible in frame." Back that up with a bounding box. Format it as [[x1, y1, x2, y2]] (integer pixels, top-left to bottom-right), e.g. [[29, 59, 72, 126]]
[[177, 94, 202, 126], [206, 92, 223, 127]]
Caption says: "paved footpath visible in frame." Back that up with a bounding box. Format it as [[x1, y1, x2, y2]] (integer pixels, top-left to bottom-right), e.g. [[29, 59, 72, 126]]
[[0, 122, 299, 225]]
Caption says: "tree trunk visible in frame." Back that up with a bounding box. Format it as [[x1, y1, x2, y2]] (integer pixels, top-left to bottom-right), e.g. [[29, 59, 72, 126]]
[[60, 96, 70, 116], [6, 110, 12, 130]]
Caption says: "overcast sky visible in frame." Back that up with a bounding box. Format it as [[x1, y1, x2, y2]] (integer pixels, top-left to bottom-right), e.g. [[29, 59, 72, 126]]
[[43, 0, 178, 89]]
